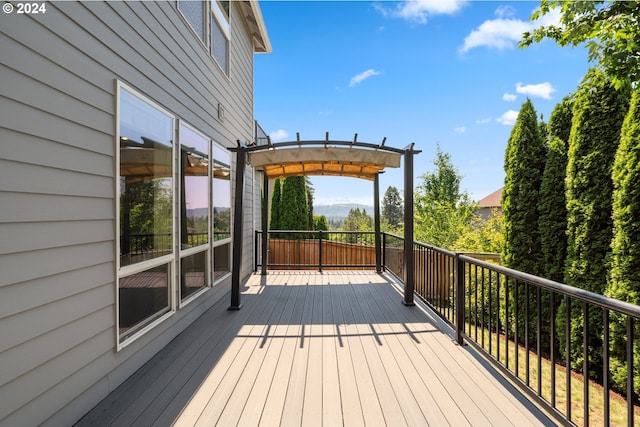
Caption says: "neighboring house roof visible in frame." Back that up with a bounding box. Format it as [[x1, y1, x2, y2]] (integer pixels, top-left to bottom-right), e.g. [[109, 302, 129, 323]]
[[477, 187, 503, 208], [239, 1, 272, 53]]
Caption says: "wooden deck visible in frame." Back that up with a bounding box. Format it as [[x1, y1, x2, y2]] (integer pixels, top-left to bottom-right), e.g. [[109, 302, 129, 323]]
[[77, 271, 555, 426]]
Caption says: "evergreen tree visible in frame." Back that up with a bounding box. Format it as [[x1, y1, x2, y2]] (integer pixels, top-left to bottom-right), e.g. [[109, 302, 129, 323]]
[[539, 97, 573, 283], [306, 178, 314, 231], [382, 186, 403, 228], [313, 215, 328, 231], [269, 178, 282, 233], [501, 99, 546, 347], [559, 68, 630, 380], [275, 176, 314, 237], [606, 88, 640, 397], [502, 98, 546, 275]]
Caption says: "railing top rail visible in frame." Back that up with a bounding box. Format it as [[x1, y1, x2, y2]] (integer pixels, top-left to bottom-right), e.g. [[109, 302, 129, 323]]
[[259, 230, 377, 235], [458, 253, 640, 318]]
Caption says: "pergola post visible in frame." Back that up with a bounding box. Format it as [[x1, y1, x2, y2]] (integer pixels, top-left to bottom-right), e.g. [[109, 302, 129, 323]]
[[374, 173, 382, 274], [229, 144, 246, 310], [261, 171, 269, 275], [403, 143, 416, 306]]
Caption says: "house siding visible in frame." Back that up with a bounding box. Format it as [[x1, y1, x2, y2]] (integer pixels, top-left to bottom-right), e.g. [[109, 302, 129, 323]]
[[0, 1, 261, 425]]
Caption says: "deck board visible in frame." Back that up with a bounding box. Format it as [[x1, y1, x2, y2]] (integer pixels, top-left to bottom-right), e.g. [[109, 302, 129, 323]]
[[77, 271, 555, 427]]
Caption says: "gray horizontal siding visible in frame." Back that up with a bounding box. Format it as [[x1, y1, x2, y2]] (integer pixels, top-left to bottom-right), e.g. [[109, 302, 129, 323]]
[[0, 0, 259, 424]]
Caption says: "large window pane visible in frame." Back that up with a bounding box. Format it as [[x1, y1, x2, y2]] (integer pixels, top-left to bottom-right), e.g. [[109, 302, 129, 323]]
[[213, 243, 230, 281], [181, 251, 207, 300], [119, 88, 173, 267], [213, 145, 231, 242], [180, 124, 209, 250], [119, 263, 170, 340]]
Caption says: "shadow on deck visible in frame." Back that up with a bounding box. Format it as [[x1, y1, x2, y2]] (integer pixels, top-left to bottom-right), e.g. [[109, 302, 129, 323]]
[[77, 271, 555, 426]]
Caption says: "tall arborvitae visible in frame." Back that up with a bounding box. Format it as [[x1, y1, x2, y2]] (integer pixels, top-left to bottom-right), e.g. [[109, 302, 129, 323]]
[[278, 176, 311, 237], [537, 99, 572, 356], [539, 96, 573, 283], [606, 88, 640, 397], [559, 68, 630, 380], [269, 178, 283, 233], [501, 99, 546, 347], [502, 99, 546, 275]]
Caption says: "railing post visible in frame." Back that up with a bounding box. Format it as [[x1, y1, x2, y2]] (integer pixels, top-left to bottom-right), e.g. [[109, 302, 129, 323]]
[[455, 253, 465, 345], [229, 144, 245, 310], [318, 229, 323, 272], [254, 230, 259, 272], [374, 173, 382, 274], [403, 144, 416, 306], [261, 172, 269, 276], [382, 232, 386, 272]]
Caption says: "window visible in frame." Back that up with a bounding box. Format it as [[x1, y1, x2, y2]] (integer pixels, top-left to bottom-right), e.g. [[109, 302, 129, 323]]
[[178, 0, 206, 42], [212, 144, 231, 281], [117, 82, 235, 346], [211, 0, 230, 74], [118, 85, 174, 342], [179, 122, 210, 301]]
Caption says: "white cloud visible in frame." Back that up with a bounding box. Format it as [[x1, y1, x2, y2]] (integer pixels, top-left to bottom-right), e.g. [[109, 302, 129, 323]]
[[495, 5, 516, 18], [503, 93, 517, 102], [454, 126, 467, 134], [460, 8, 560, 53], [476, 118, 491, 125], [375, 0, 466, 24], [269, 129, 289, 142], [349, 69, 382, 87], [496, 110, 519, 125], [515, 82, 556, 100]]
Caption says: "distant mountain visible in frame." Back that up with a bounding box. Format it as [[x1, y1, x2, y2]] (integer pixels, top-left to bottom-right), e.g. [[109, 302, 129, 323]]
[[314, 203, 374, 220]]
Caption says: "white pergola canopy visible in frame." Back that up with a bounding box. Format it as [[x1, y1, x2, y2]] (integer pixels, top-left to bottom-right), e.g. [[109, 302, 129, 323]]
[[248, 146, 402, 180]]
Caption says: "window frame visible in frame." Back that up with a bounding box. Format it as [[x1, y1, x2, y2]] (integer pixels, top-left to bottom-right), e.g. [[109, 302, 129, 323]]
[[176, 0, 210, 48], [178, 120, 212, 307], [116, 81, 177, 350], [116, 81, 237, 350], [210, 0, 230, 75], [212, 141, 232, 284]]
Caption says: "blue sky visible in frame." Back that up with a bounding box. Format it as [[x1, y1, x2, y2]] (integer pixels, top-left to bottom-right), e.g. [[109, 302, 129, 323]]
[[254, 0, 591, 205]]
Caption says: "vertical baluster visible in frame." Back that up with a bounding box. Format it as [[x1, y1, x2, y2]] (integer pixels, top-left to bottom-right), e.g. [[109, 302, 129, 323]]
[[525, 282, 530, 387], [603, 309, 609, 427], [566, 297, 572, 422], [627, 317, 634, 427], [550, 291, 556, 408], [583, 302, 589, 427], [537, 286, 542, 396]]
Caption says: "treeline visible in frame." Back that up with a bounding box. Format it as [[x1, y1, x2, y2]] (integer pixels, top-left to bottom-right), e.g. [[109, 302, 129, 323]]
[[502, 75, 638, 397]]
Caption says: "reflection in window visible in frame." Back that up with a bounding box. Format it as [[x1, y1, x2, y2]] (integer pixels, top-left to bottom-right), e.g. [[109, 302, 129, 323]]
[[119, 263, 170, 340], [180, 123, 210, 300], [180, 124, 209, 250], [119, 88, 173, 267], [118, 85, 173, 343], [212, 144, 231, 283], [213, 145, 231, 242], [213, 242, 230, 281], [181, 251, 207, 300]]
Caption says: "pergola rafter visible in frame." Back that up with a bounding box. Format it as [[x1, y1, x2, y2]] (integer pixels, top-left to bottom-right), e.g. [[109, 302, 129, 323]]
[[229, 134, 420, 310]]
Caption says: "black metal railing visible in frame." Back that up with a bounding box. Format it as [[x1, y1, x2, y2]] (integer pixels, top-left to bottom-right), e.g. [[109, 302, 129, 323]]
[[255, 230, 639, 426]]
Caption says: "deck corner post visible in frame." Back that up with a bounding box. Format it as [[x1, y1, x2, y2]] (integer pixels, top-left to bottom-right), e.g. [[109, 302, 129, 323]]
[[229, 145, 246, 311], [261, 171, 269, 276], [374, 173, 382, 274], [402, 144, 415, 306], [455, 253, 465, 345]]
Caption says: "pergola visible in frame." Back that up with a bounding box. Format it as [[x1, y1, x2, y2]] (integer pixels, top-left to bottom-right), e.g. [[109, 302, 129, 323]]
[[229, 134, 421, 309]]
